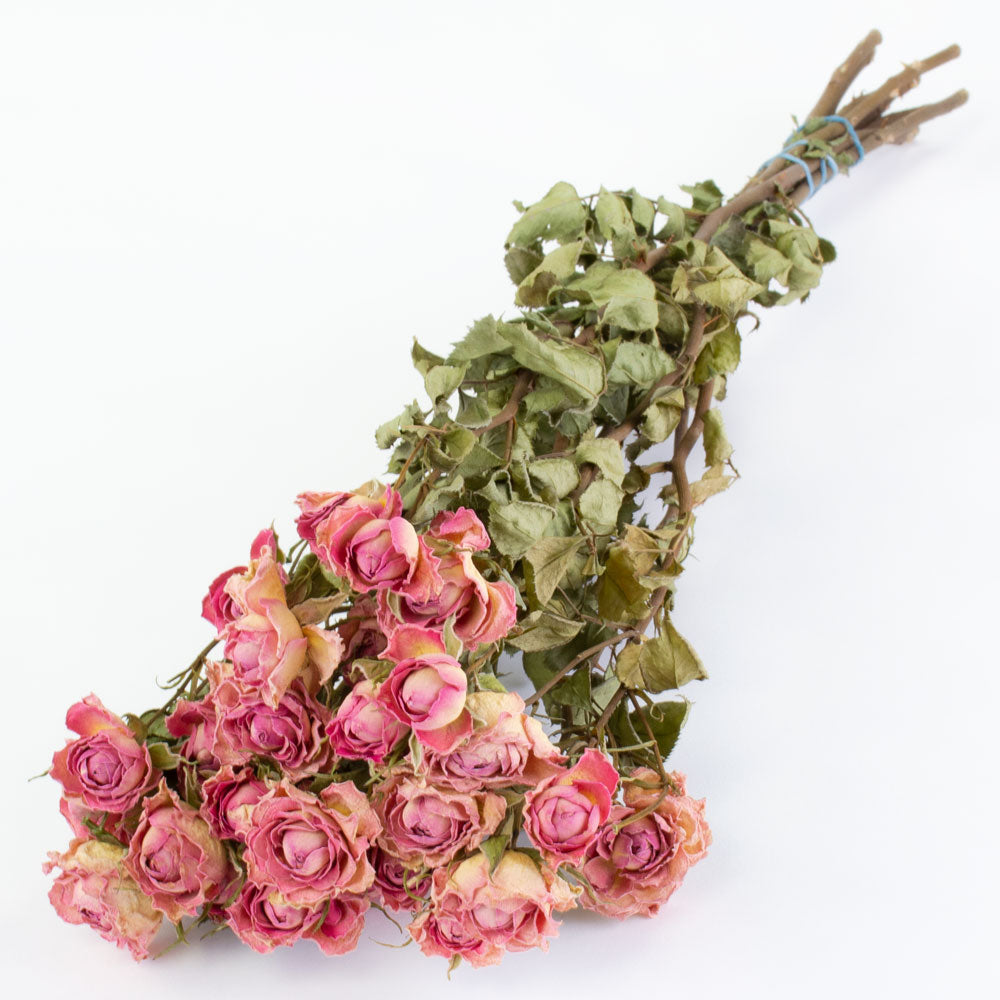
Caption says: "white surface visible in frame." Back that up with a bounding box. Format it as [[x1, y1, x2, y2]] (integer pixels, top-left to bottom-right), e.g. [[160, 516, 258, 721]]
[[1, 2, 997, 996]]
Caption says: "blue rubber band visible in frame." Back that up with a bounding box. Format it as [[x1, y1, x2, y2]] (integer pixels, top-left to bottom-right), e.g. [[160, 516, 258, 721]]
[[760, 114, 865, 200]]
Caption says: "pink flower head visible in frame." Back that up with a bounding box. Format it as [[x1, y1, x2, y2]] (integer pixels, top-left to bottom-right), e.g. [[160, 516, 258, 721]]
[[523, 748, 619, 867], [326, 679, 409, 764], [295, 484, 401, 570], [428, 507, 491, 551], [124, 781, 234, 922], [199, 765, 268, 842], [212, 676, 331, 781], [225, 881, 367, 956], [50, 694, 158, 816], [422, 691, 565, 791], [579, 769, 711, 919], [409, 851, 578, 968], [223, 546, 342, 706], [337, 596, 388, 663], [44, 838, 162, 961], [244, 779, 380, 905], [166, 696, 219, 766], [370, 847, 431, 912], [201, 528, 282, 632], [373, 771, 506, 868], [377, 626, 471, 753]]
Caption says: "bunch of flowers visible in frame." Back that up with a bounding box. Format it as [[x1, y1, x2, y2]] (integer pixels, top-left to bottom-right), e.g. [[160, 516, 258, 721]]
[[45, 494, 709, 966], [41, 31, 962, 969]]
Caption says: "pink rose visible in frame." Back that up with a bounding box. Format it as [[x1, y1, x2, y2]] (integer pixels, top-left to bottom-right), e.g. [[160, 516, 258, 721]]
[[225, 881, 367, 956], [409, 851, 578, 968], [378, 509, 517, 648], [166, 696, 219, 766], [201, 528, 282, 632], [523, 748, 619, 867], [44, 838, 162, 961], [295, 484, 402, 571], [58, 794, 134, 842], [200, 765, 268, 841], [213, 676, 331, 781], [51, 694, 158, 815], [124, 781, 234, 921], [337, 596, 388, 663], [326, 679, 409, 763], [579, 769, 711, 919], [244, 779, 379, 905], [373, 771, 506, 867], [370, 848, 431, 912], [223, 547, 342, 706], [377, 626, 471, 753], [422, 691, 564, 791]]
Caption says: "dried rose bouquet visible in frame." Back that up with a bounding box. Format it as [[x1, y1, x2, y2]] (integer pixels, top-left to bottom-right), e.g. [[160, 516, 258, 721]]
[[42, 31, 964, 969]]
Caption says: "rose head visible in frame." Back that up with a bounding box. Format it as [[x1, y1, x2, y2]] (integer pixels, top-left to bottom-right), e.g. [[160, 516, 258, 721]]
[[244, 779, 379, 905], [44, 838, 162, 961], [51, 694, 158, 816], [199, 765, 268, 842], [225, 881, 367, 956], [377, 626, 471, 753], [422, 691, 564, 791], [200, 528, 282, 632], [326, 679, 409, 763], [523, 748, 619, 867], [223, 547, 342, 706], [295, 483, 402, 574], [428, 507, 491, 551], [166, 696, 219, 766], [409, 851, 579, 968], [124, 781, 234, 922], [370, 847, 431, 912], [373, 771, 506, 868], [213, 677, 331, 781], [337, 595, 388, 664], [580, 769, 711, 919]]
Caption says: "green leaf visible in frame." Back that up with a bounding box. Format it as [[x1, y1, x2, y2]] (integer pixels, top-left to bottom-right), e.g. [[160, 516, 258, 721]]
[[626, 189, 656, 234], [607, 340, 675, 388], [527, 458, 579, 501], [693, 325, 741, 382], [689, 463, 735, 506], [595, 188, 638, 258], [479, 834, 509, 875], [745, 237, 792, 285], [616, 616, 707, 692], [575, 438, 625, 486], [550, 667, 591, 712], [507, 610, 584, 652], [506, 181, 588, 248], [578, 479, 624, 534], [488, 500, 556, 559], [448, 315, 513, 363], [597, 544, 653, 623], [495, 321, 605, 404], [375, 400, 422, 450], [515, 241, 583, 308], [702, 409, 733, 465], [630, 699, 689, 759], [680, 179, 724, 214], [504, 246, 543, 286], [525, 535, 584, 605], [570, 262, 659, 332], [424, 363, 467, 403], [147, 742, 182, 770], [655, 198, 687, 239], [641, 390, 684, 443]]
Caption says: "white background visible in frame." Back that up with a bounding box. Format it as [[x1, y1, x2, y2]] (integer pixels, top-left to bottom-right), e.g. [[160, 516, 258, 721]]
[[1, 2, 997, 997]]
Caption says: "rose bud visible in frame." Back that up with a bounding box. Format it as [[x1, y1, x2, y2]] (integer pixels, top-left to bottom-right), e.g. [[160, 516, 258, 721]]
[[243, 779, 380, 905], [523, 748, 619, 867], [422, 691, 564, 791], [377, 626, 471, 753], [124, 781, 234, 922], [200, 527, 283, 632], [409, 851, 578, 968], [199, 765, 268, 842], [372, 771, 506, 867], [44, 838, 162, 961], [579, 768, 711, 919], [166, 695, 219, 766], [51, 694, 158, 816], [326, 679, 409, 763], [370, 847, 431, 912]]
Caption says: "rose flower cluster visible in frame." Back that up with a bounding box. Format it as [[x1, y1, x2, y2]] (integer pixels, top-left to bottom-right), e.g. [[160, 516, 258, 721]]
[[43, 484, 710, 966]]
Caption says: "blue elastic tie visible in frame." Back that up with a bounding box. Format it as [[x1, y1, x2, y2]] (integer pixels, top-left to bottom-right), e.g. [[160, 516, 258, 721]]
[[760, 114, 865, 201]]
